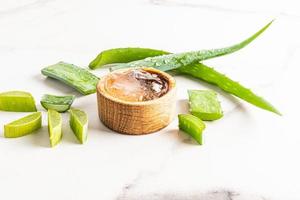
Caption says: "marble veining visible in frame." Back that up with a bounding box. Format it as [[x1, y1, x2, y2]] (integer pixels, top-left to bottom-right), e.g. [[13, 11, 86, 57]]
[[148, 0, 300, 18], [118, 188, 269, 200], [0, 0, 52, 17], [149, 0, 259, 14]]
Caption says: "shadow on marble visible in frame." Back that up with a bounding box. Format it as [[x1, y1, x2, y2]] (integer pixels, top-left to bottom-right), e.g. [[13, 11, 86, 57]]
[[30, 125, 49, 148], [177, 129, 200, 145], [176, 99, 189, 114], [31, 74, 82, 98], [162, 128, 200, 146]]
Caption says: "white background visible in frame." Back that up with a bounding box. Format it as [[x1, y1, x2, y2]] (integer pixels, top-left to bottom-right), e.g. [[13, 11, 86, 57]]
[[1, 0, 300, 199]]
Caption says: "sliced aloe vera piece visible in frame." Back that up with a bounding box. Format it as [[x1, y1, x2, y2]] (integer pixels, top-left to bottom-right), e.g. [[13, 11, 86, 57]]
[[41, 94, 75, 112], [41, 62, 99, 95], [48, 109, 62, 147], [0, 91, 37, 112], [4, 112, 42, 138], [69, 108, 88, 144], [188, 90, 223, 121], [178, 114, 205, 145]]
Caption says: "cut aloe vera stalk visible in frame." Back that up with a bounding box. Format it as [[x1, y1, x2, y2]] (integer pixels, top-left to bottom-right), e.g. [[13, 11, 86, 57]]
[[48, 109, 62, 147], [41, 62, 99, 95], [188, 90, 223, 121], [41, 94, 75, 112], [69, 108, 88, 144], [178, 114, 205, 145], [0, 91, 37, 112], [4, 112, 42, 138]]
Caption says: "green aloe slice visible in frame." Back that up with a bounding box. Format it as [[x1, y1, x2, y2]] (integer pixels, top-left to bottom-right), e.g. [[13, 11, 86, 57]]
[[188, 90, 223, 121], [48, 109, 62, 147], [4, 112, 42, 138], [69, 108, 88, 144], [0, 91, 37, 112], [178, 114, 206, 145], [41, 62, 99, 95], [41, 94, 75, 112]]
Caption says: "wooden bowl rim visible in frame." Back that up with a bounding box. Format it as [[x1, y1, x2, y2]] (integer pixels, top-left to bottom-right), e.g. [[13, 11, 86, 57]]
[[97, 67, 176, 106]]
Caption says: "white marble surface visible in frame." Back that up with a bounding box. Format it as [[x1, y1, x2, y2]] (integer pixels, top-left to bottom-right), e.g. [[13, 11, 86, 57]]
[[0, 0, 300, 199]]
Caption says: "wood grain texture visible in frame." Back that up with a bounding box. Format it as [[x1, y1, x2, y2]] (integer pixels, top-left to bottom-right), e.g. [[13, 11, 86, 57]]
[[97, 68, 176, 135]]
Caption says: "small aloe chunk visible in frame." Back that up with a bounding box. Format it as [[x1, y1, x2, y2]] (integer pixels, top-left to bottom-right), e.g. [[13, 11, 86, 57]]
[[4, 112, 42, 138], [69, 108, 88, 144], [188, 90, 223, 121], [48, 109, 62, 147], [178, 114, 205, 145], [41, 94, 75, 113], [0, 91, 37, 112]]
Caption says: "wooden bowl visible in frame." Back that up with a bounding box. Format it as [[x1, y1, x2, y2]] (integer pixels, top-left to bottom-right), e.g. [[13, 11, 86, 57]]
[[96, 68, 176, 135]]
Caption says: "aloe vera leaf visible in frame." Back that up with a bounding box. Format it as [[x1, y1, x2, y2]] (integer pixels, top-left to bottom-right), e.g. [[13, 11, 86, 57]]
[[0, 91, 37, 112], [89, 48, 168, 69], [178, 63, 281, 115], [69, 108, 88, 144], [90, 48, 280, 115], [178, 114, 205, 145], [4, 112, 42, 138], [48, 109, 62, 147], [188, 90, 223, 121], [41, 94, 75, 113], [41, 62, 99, 95], [89, 48, 168, 66], [93, 46, 280, 115], [108, 21, 273, 71]]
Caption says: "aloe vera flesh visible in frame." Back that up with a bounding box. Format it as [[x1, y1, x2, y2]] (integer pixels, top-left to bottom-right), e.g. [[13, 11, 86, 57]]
[[178, 114, 206, 145], [109, 21, 273, 72], [4, 112, 42, 138], [69, 108, 88, 144], [0, 91, 37, 112], [41, 94, 75, 112], [89, 48, 168, 69], [41, 62, 99, 95], [188, 90, 223, 121], [48, 109, 62, 147]]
